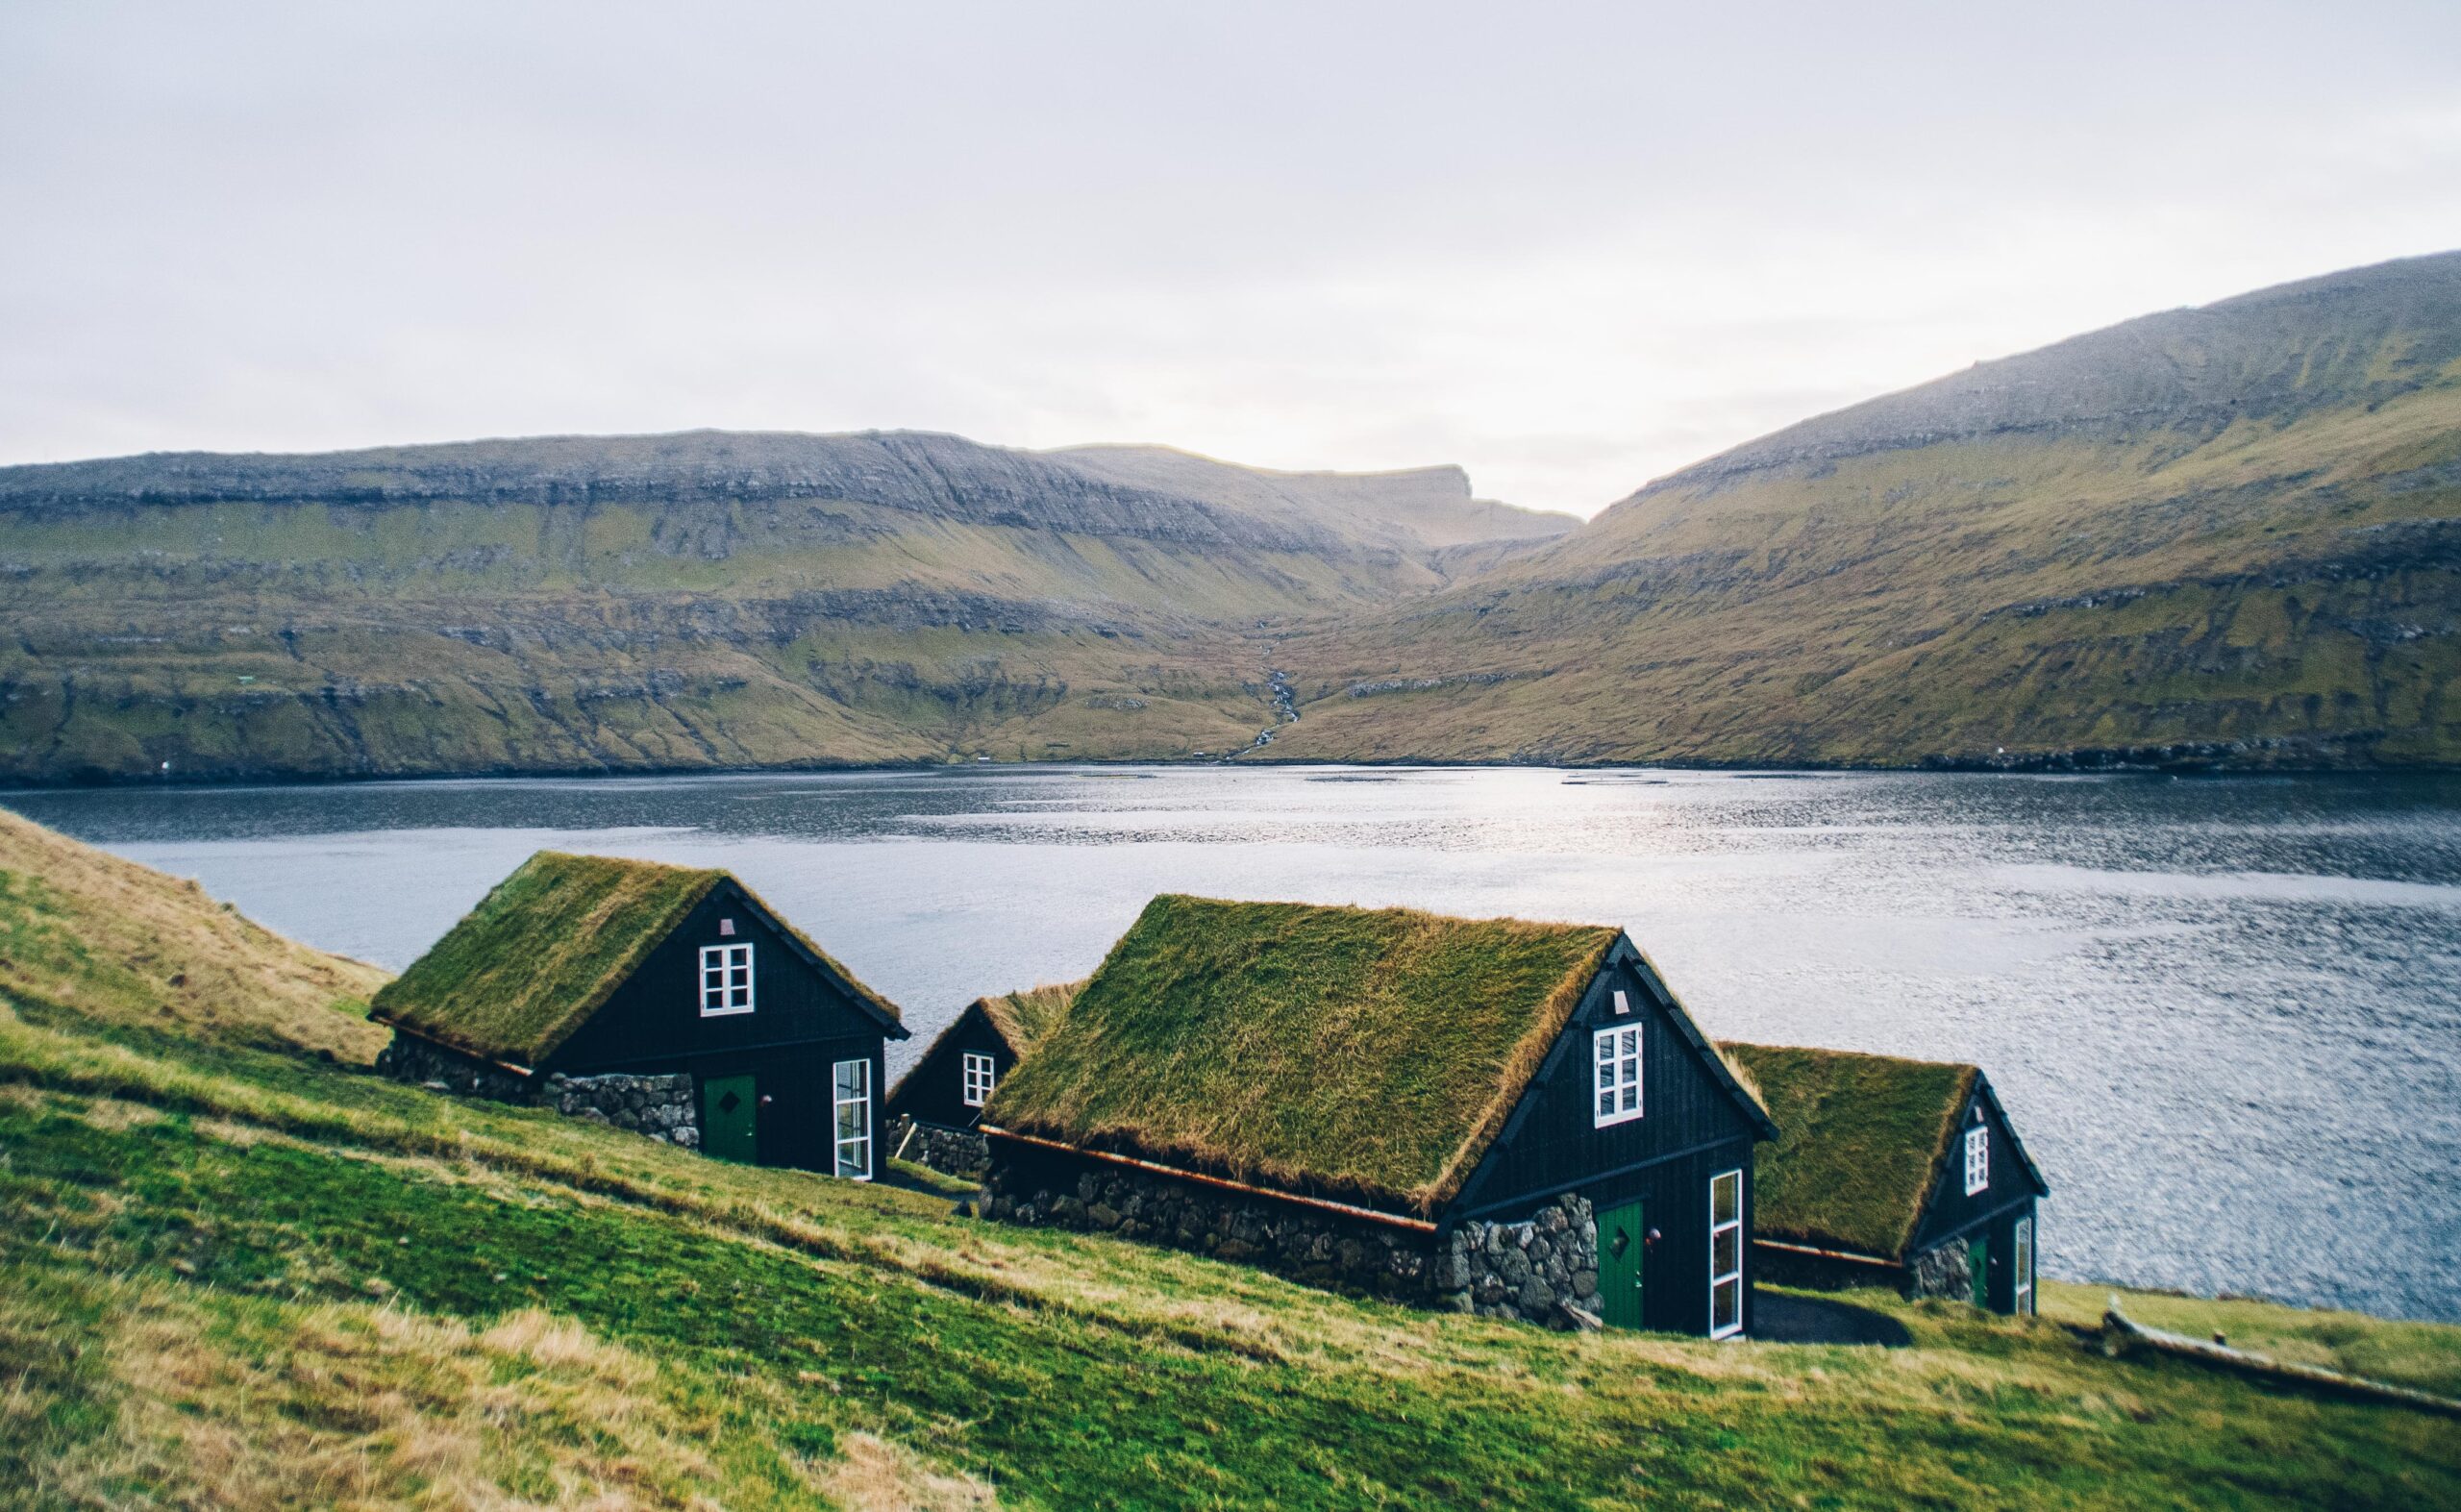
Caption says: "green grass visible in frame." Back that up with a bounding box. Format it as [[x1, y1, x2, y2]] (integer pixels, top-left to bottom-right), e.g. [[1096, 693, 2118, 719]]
[[989, 895, 1618, 1215], [1721, 1042, 1976, 1260], [2, 811, 2458, 1507], [2039, 1282, 2461, 1400]]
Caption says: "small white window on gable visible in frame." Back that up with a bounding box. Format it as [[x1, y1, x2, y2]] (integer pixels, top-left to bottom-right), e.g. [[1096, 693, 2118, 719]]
[[1612, 989, 1630, 1015], [700, 943, 754, 1016], [961, 1052, 996, 1107], [1964, 1122, 1989, 1195], [1593, 1026, 1642, 1128]]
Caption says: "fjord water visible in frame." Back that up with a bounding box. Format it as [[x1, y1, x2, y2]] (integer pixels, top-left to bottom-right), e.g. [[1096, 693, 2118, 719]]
[[10, 766, 2458, 1324]]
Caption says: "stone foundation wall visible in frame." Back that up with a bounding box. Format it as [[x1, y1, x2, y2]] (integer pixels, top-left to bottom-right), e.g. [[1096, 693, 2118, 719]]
[[891, 1116, 989, 1177], [1438, 1195, 1603, 1327], [1753, 1243, 1909, 1296], [983, 1146, 1602, 1329], [543, 1071, 699, 1149], [1907, 1241, 1973, 1301], [376, 1032, 700, 1150], [374, 1031, 532, 1102]]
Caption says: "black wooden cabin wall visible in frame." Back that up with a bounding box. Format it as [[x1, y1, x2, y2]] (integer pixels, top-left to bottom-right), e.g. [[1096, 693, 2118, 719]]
[[544, 880, 891, 1175], [1457, 956, 1760, 1214], [1449, 952, 1763, 1337], [888, 1005, 1017, 1129]]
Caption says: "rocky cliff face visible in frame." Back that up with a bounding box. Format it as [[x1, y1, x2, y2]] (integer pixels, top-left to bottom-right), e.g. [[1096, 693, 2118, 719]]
[[1268, 252, 2461, 771], [0, 428, 1561, 783], [0, 429, 1362, 555]]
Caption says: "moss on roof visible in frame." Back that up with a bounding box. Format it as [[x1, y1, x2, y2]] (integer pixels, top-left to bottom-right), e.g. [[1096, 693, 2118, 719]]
[[977, 979, 1084, 1056], [1718, 1042, 1978, 1262], [985, 895, 1621, 1217], [371, 851, 899, 1065]]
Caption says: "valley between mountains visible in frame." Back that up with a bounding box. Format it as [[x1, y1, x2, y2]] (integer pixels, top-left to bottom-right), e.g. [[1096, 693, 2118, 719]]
[[3, 252, 2457, 783]]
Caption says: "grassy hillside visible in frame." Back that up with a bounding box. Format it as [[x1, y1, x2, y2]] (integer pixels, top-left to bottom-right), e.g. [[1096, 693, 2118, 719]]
[[1268, 252, 2461, 769], [2, 813, 2457, 1507], [0, 432, 1562, 784]]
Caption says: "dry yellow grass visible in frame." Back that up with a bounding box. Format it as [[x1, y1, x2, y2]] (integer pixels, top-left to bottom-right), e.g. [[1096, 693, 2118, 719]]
[[0, 806, 387, 1061]]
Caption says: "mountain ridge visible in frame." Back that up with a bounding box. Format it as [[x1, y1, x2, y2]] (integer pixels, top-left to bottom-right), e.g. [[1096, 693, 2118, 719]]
[[3, 251, 2457, 781]]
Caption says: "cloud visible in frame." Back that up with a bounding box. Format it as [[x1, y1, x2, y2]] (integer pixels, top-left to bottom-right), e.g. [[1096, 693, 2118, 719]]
[[2, 1, 2456, 514]]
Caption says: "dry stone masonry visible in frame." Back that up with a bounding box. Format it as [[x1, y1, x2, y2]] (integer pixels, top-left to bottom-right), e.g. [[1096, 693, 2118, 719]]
[[982, 1159, 1603, 1329], [542, 1072, 699, 1149], [1439, 1195, 1603, 1326], [374, 1033, 700, 1150], [890, 1116, 990, 1177]]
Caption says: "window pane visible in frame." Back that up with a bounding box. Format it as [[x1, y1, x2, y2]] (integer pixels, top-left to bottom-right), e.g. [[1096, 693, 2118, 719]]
[[1620, 1029, 1638, 1056], [1598, 1062, 1614, 1089], [1598, 1091, 1615, 1117], [1713, 1277, 1740, 1331], [1620, 1085, 1637, 1112], [1713, 1227, 1740, 1277], [1712, 1172, 1739, 1225]]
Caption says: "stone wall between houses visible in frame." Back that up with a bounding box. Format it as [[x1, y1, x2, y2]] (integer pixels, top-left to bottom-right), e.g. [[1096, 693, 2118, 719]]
[[890, 1116, 989, 1177], [1753, 1243, 1910, 1295], [982, 1151, 1603, 1329], [375, 1032, 700, 1149]]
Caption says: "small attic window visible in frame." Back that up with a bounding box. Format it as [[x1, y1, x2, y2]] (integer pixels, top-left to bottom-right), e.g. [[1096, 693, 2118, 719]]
[[718, 917, 736, 937], [700, 943, 754, 1016], [1964, 1124, 1989, 1195], [1612, 989, 1630, 1015], [962, 1052, 996, 1107], [1593, 1027, 1642, 1127]]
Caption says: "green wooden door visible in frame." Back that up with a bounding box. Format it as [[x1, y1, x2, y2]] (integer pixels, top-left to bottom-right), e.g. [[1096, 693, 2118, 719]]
[[1598, 1198, 1647, 1329], [1968, 1232, 1991, 1308], [703, 1075, 758, 1164]]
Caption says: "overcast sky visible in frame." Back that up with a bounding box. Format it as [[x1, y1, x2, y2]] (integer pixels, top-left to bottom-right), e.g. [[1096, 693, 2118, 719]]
[[4, 2, 2457, 515]]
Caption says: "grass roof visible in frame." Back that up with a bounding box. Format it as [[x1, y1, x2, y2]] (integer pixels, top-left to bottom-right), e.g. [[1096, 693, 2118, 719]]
[[371, 851, 901, 1065], [1717, 1042, 1978, 1262], [976, 979, 1083, 1055], [984, 894, 1621, 1217]]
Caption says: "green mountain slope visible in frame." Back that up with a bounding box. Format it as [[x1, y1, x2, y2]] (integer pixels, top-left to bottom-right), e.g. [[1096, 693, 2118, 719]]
[[4, 810, 2456, 1506], [0, 431, 1561, 782], [1269, 252, 2461, 769]]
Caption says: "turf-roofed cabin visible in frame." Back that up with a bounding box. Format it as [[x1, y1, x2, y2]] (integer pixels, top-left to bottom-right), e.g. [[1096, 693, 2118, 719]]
[[1719, 1043, 2049, 1314], [885, 979, 1081, 1177], [980, 896, 1778, 1335], [370, 852, 907, 1177]]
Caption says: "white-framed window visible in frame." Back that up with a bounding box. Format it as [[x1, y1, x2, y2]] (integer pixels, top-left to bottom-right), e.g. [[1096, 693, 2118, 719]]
[[1593, 1026, 1643, 1127], [699, 943, 754, 1016], [961, 1051, 996, 1107], [1709, 1169, 1744, 1339], [1964, 1123, 1989, 1196], [2013, 1216, 2035, 1315], [833, 1058, 872, 1179]]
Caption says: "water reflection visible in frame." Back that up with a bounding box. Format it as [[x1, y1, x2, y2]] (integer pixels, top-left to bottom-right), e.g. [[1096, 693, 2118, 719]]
[[8, 765, 2459, 1323]]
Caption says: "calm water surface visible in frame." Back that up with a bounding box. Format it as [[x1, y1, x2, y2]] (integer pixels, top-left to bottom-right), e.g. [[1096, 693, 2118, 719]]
[[10, 766, 2459, 1323]]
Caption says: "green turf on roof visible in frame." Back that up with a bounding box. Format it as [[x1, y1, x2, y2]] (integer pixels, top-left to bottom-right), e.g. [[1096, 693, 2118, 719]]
[[1718, 1042, 1978, 1262], [985, 894, 1621, 1217], [977, 979, 1084, 1056], [370, 851, 901, 1065]]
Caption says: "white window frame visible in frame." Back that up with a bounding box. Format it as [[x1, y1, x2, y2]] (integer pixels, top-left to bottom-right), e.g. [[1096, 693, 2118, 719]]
[[1592, 1026, 1643, 1128], [960, 1051, 997, 1107], [833, 1057, 873, 1179], [1964, 1123, 1989, 1196], [699, 943, 755, 1016], [2014, 1216, 2035, 1316], [1709, 1168, 1744, 1340]]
